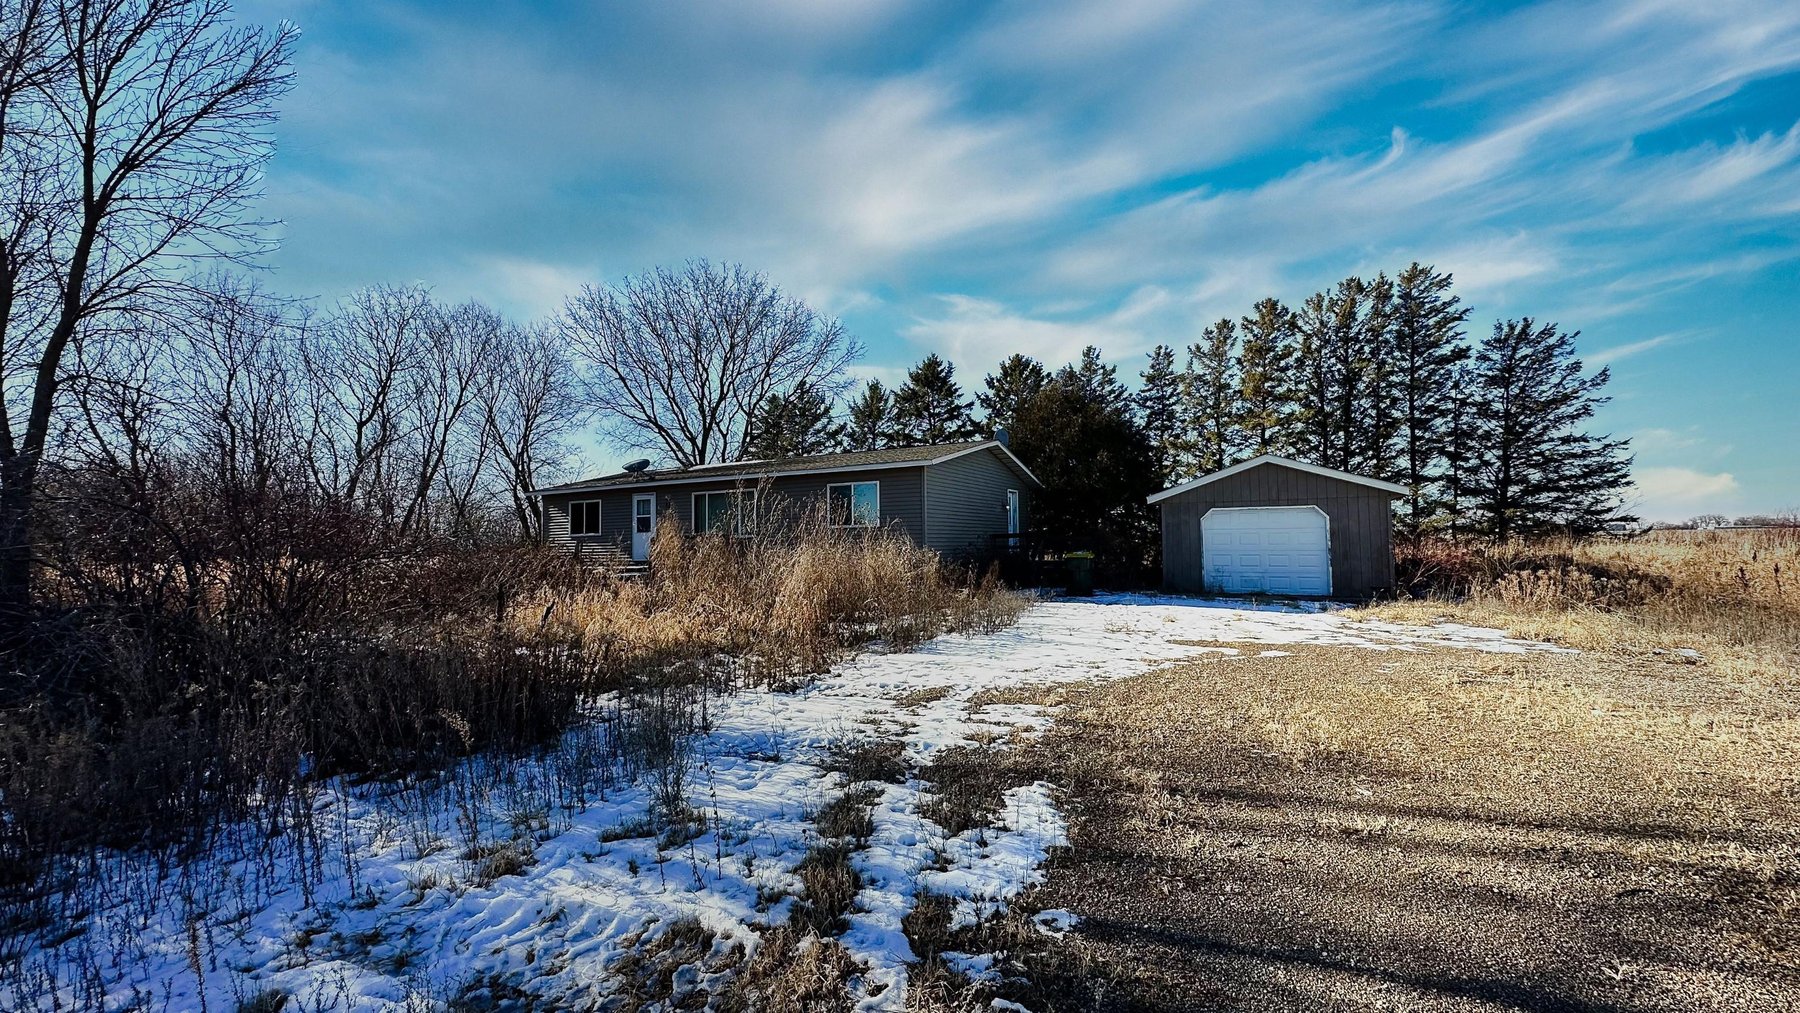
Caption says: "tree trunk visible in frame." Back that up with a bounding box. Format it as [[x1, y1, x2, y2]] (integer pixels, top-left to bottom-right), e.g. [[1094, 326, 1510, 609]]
[[0, 457, 35, 613]]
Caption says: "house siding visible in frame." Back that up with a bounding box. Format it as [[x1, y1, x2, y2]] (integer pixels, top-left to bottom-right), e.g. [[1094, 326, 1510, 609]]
[[539, 466, 927, 553], [921, 447, 1030, 558], [542, 490, 637, 561], [1158, 463, 1396, 598]]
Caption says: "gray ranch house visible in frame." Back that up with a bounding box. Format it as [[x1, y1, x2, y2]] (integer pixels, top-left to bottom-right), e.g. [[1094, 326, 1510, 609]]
[[531, 439, 1038, 564]]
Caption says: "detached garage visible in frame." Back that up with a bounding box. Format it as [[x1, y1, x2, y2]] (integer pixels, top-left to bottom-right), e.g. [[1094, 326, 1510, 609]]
[[1149, 455, 1405, 599]]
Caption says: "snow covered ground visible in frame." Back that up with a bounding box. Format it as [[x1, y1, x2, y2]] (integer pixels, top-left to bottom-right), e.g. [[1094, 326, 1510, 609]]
[[7, 595, 1565, 1012]]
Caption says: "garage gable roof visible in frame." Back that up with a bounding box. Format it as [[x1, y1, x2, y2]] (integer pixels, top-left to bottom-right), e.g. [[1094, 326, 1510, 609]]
[[1146, 454, 1409, 504]]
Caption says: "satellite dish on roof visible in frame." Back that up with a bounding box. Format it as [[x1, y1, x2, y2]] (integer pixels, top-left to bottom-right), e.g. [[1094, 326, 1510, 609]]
[[623, 458, 652, 473]]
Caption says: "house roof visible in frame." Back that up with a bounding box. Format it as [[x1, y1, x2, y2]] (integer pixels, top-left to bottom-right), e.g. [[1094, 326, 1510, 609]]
[[1146, 454, 1409, 504], [529, 439, 1040, 496]]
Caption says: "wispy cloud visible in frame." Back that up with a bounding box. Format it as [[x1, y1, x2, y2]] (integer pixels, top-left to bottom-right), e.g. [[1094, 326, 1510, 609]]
[[239, 0, 1800, 508], [902, 291, 1171, 371], [1631, 466, 1741, 520], [1588, 333, 1682, 366]]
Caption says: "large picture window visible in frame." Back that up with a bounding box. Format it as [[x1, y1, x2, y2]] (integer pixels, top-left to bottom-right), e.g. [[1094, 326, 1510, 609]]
[[827, 481, 880, 528], [569, 500, 601, 536], [693, 490, 756, 535]]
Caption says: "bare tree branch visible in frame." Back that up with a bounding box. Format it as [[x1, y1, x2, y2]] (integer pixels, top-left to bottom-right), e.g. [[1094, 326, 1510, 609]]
[[557, 260, 859, 468]]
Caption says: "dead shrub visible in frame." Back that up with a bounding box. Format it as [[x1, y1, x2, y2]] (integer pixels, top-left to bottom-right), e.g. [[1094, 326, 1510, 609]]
[[814, 786, 882, 841], [516, 512, 1028, 687], [901, 893, 956, 962], [1380, 531, 1800, 682], [715, 925, 858, 1013], [821, 736, 909, 785], [918, 746, 1045, 838], [895, 686, 952, 707], [609, 916, 719, 1011], [2, 514, 1027, 961], [905, 957, 984, 1013], [793, 843, 862, 937], [464, 840, 535, 886], [235, 989, 288, 1013], [613, 685, 704, 825]]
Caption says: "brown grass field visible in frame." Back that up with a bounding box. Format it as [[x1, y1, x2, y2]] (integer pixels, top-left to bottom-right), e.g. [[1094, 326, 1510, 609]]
[[985, 530, 1800, 1011]]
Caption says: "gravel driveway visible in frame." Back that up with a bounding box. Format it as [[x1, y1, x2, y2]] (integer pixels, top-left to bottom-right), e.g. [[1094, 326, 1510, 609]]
[[1011, 643, 1799, 1012]]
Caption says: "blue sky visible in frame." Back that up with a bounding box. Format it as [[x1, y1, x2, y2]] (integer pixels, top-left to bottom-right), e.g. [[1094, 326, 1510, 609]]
[[243, 0, 1800, 520]]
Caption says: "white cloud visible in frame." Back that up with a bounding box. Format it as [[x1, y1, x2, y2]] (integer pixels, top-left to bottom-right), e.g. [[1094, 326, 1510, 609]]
[[458, 256, 599, 319], [1035, 1, 1800, 315], [1588, 333, 1680, 366], [1632, 427, 1703, 453], [1631, 466, 1741, 521], [902, 293, 1162, 372]]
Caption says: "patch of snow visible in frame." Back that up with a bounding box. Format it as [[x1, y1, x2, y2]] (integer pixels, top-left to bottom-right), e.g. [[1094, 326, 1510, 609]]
[[8, 596, 1564, 1011], [1032, 908, 1079, 937]]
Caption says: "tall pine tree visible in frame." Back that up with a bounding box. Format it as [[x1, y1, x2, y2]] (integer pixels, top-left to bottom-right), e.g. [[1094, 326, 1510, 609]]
[[1462, 319, 1632, 540], [1235, 298, 1298, 458], [1010, 362, 1160, 575], [979, 354, 1050, 438], [1293, 290, 1337, 468], [1356, 272, 1400, 477], [842, 379, 893, 452], [1293, 275, 1397, 475], [742, 383, 843, 459], [1389, 263, 1472, 543], [1136, 344, 1185, 484], [1440, 364, 1478, 540], [890, 354, 978, 446], [1066, 346, 1132, 415], [1183, 319, 1241, 475]]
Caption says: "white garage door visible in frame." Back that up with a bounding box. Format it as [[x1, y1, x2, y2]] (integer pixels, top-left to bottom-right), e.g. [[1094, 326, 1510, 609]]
[[1201, 506, 1332, 596]]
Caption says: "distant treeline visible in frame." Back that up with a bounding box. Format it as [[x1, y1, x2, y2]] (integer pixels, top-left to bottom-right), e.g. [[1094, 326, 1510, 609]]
[[743, 263, 1632, 567]]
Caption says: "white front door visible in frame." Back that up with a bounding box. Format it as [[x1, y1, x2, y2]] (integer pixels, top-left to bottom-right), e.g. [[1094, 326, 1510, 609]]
[[1201, 506, 1331, 596], [631, 494, 655, 560], [1005, 489, 1021, 536]]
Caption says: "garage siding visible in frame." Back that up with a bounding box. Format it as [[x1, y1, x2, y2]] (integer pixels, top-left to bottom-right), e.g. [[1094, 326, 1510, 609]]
[[1159, 463, 1396, 598]]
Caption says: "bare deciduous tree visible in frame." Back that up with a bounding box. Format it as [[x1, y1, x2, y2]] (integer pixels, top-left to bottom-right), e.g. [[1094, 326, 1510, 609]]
[[0, 0, 295, 609], [480, 323, 580, 540], [558, 260, 859, 467], [300, 285, 513, 541]]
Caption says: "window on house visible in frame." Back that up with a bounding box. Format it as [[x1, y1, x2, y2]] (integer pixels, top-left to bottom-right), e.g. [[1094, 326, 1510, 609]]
[[569, 500, 602, 537], [693, 490, 756, 535], [827, 481, 880, 527]]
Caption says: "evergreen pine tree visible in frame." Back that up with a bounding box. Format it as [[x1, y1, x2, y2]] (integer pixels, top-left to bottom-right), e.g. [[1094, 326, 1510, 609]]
[[1009, 366, 1161, 576], [1136, 344, 1185, 484], [890, 353, 978, 445], [978, 354, 1050, 438], [1293, 291, 1337, 468], [742, 383, 844, 459], [1292, 275, 1396, 475], [1462, 319, 1633, 540], [1355, 272, 1401, 477], [1389, 262, 1472, 543], [1235, 298, 1298, 458], [1440, 365, 1477, 540], [1065, 346, 1132, 414], [1183, 319, 1241, 475], [842, 379, 894, 452]]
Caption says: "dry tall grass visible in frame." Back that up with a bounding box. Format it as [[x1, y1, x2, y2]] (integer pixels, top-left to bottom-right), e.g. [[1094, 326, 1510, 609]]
[[1, 523, 1028, 972], [1374, 529, 1800, 683], [514, 518, 1026, 686]]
